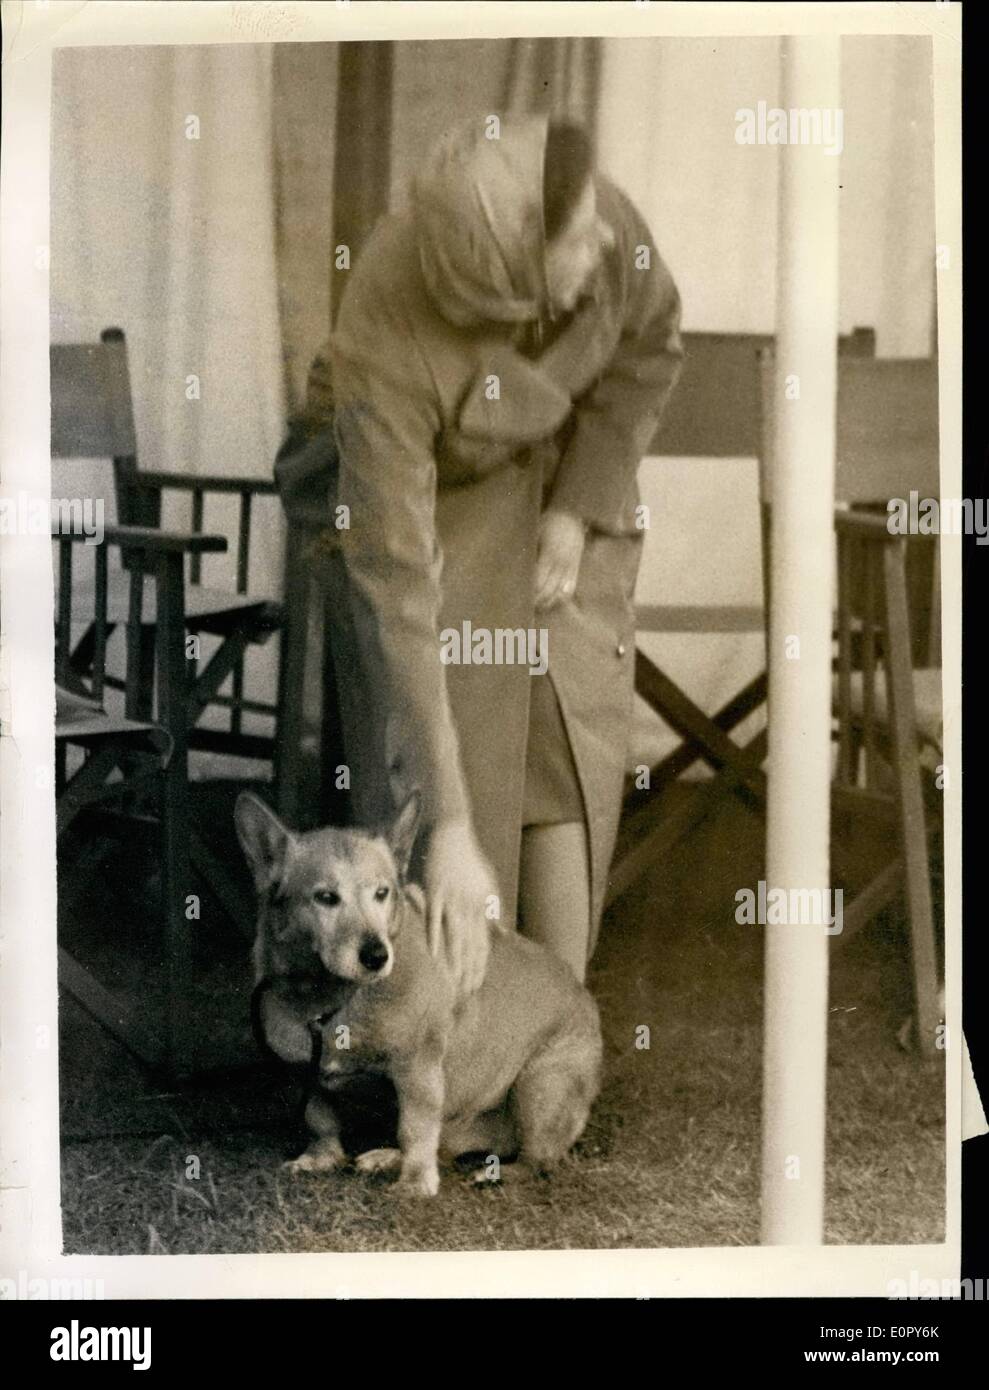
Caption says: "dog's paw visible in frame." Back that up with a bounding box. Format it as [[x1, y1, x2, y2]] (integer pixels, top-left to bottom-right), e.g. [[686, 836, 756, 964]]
[[281, 1139, 347, 1175], [395, 1163, 440, 1198], [355, 1147, 403, 1176], [282, 1154, 322, 1175], [281, 1154, 342, 1175]]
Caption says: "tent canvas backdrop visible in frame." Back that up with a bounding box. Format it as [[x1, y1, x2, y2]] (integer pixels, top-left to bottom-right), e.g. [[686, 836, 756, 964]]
[[50, 43, 286, 730]]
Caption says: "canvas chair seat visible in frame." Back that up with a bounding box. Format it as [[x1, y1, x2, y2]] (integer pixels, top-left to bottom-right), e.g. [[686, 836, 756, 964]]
[[55, 683, 170, 749], [57, 570, 280, 632], [56, 685, 106, 723]]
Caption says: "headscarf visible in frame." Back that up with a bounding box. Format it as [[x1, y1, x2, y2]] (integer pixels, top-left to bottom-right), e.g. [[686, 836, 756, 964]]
[[411, 114, 552, 328]]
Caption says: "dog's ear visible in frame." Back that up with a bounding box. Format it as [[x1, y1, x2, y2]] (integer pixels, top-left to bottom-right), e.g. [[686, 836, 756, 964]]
[[386, 791, 421, 878], [234, 792, 297, 893]]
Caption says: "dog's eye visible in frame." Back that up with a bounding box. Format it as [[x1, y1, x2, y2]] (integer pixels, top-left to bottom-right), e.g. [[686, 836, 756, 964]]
[[313, 889, 341, 908], [374, 886, 390, 902]]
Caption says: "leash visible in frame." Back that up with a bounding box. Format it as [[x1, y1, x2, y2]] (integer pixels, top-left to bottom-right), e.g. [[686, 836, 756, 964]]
[[251, 975, 346, 1125]]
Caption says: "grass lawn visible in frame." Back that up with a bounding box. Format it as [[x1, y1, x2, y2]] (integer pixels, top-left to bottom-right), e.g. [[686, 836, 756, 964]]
[[59, 782, 945, 1254]]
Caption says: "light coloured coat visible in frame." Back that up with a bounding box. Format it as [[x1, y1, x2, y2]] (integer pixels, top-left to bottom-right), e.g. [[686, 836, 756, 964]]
[[305, 114, 683, 953]]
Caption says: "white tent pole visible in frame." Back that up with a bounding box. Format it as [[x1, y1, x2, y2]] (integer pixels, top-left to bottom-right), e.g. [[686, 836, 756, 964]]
[[761, 36, 842, 1245]]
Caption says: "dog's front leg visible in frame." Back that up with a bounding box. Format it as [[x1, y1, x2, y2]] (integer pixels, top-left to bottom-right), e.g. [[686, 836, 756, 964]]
[[391, 1048, 445, 1198], [284, 1091, 348, 1174]]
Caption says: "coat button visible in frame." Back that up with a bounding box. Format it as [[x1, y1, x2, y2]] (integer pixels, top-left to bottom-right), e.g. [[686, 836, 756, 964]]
[[616, 642, 627, 657]]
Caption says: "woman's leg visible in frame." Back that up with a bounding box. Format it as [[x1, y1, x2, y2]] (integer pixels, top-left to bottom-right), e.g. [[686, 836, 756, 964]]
[[518, 822, 591, 982]]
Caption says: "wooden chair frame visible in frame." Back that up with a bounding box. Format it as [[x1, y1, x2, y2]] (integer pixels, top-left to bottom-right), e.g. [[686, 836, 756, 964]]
[[52, 327, 285, 925], [52, 327, 283, 753], [609, 329, 876, 908], [56, 523, 226, 1077], [831, 512, 941, 1055]]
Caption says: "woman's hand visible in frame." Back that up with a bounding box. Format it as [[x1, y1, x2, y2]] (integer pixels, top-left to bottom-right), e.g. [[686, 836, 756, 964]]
[[535, 508, 586, 610], [424, 819, 498, 996]]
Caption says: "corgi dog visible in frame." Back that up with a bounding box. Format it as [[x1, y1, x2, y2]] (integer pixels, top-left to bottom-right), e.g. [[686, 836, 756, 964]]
[[235, 791, 602, 1197]]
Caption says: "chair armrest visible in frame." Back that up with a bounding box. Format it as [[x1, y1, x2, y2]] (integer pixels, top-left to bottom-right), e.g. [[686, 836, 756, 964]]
[[134, 470, 278, 496], [834, 509, 899, 541], [53, 524, 227, 555]]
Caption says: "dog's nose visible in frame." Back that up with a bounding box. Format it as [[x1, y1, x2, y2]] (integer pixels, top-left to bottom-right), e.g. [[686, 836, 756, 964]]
[[358, 937, 390, 973]]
